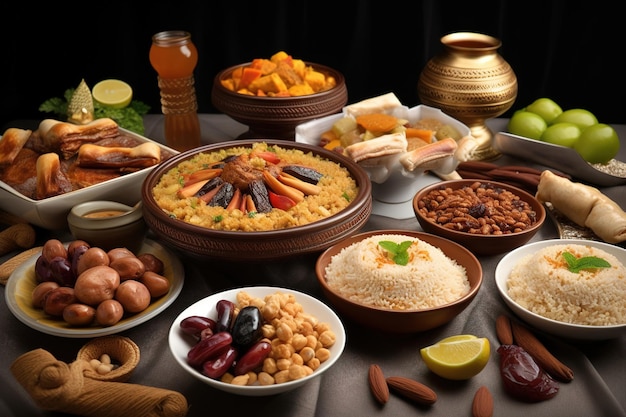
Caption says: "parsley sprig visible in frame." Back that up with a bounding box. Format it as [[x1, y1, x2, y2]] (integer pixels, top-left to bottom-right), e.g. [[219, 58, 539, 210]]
[[562, 251, 611, 273], [379, 240, 413, 265]]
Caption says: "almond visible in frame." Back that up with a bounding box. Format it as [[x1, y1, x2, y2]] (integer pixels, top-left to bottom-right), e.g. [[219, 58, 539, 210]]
[[386, 376, 437, 405], [368, 364, 389, 405], [472, 385, 494, 417], [495, 314, 513, 345]]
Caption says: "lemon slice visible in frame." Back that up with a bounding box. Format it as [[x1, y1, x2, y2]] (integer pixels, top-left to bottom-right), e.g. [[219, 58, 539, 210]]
[[92, 79, 133, 108], [420, 335, 490, 380], [436, 334, 477, 343]]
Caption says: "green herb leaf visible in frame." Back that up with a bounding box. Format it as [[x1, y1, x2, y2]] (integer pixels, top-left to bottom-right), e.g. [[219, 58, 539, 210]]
[[39, 88, 150, 134], [562, 251, 611, 273], [379, 240, 412, 266]]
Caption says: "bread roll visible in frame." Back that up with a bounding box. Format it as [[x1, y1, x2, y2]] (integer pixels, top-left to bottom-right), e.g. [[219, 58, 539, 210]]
[[36, 118, 119, 159], [536, 170, 626, 243], [0, 128, 31, 165]]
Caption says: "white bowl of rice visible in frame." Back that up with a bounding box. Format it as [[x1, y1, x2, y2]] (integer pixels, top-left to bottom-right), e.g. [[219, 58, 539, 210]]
[[315, 230, 482, 333], [495, 239, 626, 340]]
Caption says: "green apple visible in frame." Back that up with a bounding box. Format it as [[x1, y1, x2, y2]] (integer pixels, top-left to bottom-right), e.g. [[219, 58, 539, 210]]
[[552, 108, 598, 129], [507, 110, 547, 140], [540, 122, 581, 147], [526, 98, 563, 124], [573, 123, 620, 163]]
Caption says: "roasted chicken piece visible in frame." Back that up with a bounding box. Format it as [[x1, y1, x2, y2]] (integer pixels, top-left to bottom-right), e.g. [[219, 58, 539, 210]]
[[220, 154, 280, 190]]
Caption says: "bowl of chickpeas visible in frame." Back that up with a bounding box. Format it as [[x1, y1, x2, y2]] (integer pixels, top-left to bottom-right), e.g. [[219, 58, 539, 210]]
[[211, 51, 347, 140], [412, 179, 546, 256], [168, 286, 346, 396]]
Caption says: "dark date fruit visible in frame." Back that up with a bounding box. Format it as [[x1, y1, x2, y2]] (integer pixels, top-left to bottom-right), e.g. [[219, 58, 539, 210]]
[[233, 339, 272, 376], [48, 256, 75, 287], [187, 331, 233, 368], [35, 256, 52, 283], [180, 315, 217, 338], [231, 306, 263, 349], [70, 245, 89, 279], [202, 345, 238, 379], [497, 344, 559, 402], [215, 299, 235, 333]]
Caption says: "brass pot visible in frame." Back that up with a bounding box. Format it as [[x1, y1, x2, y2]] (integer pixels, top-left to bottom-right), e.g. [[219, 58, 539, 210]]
[[418, 32, 518, 160]]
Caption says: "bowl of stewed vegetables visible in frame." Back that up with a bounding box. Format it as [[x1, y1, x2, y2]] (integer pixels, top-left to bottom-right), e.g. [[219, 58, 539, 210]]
[[211, 51, 347, 140], [168, 286, 346, 396]]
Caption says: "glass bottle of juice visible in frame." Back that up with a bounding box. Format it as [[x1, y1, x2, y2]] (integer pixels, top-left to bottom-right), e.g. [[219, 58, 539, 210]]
[[149, 31, 201, 151]]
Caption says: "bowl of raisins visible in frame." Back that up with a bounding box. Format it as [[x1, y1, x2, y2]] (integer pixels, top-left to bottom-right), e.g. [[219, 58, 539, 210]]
[[413, 179, 546, 256]]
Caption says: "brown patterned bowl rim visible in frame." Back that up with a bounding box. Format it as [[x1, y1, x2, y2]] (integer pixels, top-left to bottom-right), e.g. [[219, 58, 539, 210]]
[[141, 139, 372, 260]]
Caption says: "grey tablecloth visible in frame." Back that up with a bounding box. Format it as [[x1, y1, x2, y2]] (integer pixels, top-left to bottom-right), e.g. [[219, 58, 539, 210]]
[[1, 115, 624, 417]]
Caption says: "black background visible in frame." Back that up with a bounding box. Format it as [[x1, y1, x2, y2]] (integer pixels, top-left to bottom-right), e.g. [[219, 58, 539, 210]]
[[2, 0, 624, 129]]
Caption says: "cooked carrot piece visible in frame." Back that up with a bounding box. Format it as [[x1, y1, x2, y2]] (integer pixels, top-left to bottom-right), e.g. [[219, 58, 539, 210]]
[[405, 128, 434, 143], [278, 172, 321, 195], [184, 168, 222, 186], [198, 184, 222, 203], [226, 188, 243, 211], [323, 138, 342, 151], [262, 170, 304, 202], [237, 67, 262, 90], [355, 113, 399, 133], [178, 179, 210, 198], [245, 194, 257, 213]]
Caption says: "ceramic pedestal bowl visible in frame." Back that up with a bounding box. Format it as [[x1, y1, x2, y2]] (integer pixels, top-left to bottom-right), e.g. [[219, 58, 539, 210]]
[[141, 139, 372, 261], [211, 62, 347, 140]]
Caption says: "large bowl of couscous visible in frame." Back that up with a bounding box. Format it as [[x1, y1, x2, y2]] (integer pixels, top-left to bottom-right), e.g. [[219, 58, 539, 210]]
[[141, 139, 372, 261]]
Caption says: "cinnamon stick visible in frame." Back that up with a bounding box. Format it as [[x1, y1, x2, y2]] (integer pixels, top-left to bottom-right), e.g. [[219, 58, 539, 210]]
[[510, 320, 574, 382]]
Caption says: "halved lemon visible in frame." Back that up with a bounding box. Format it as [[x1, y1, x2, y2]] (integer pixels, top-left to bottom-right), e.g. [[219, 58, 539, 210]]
[[420, 335, 490, 380], [92, 79, 133, 108]]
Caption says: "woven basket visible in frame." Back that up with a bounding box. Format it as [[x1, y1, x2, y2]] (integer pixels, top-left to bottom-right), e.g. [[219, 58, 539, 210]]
[[76, 335, 140, 382]]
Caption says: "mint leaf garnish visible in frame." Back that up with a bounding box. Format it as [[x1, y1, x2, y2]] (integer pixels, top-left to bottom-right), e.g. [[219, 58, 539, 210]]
[[379, 240, 412, 266], [562, 251, 611, 273]]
